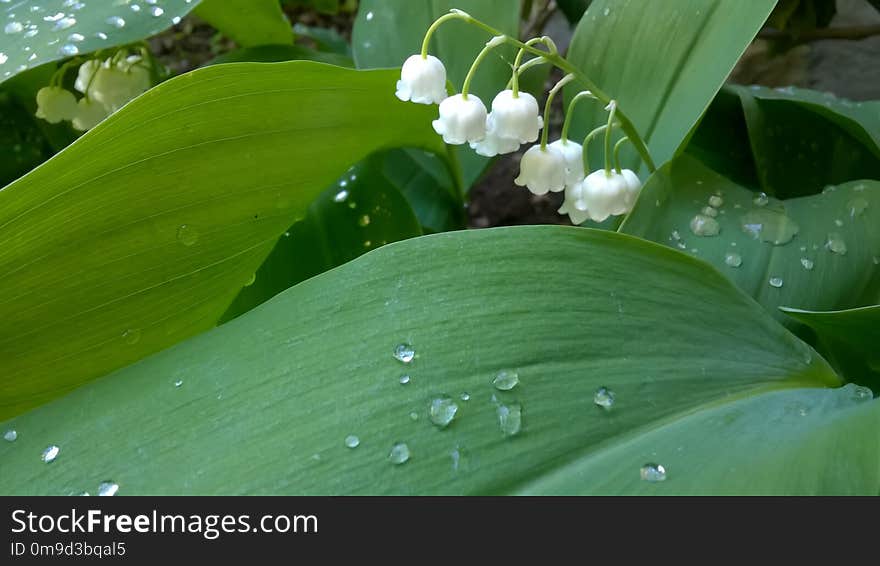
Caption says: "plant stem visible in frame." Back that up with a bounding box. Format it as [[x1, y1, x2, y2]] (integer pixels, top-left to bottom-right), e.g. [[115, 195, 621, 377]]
[[604, 101, 617, 175], [613, 137, 631, 173], [560, 90, 597, 142], [581, 124, 607, 172], [511, 37, 547, 97], [445, 11, 656, 172], [505, 56, 550, 90], [540, 74, 574, 149], [461, 35, 505, 98]]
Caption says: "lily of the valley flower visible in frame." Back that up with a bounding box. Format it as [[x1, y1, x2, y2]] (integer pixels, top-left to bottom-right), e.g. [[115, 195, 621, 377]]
[[396, 54, 448, 105], [558, 185, 592, 225], [432, 93, 488, 145], [486, 90, 542, 144], [547, 139, 585, 187], [564, 168, 643, 223], [469, 119, 521, 157], [72, 97, 110, 131], [90, 56, 151, 113], [35, 86, 78, 124], [514, 145, 566, 195]]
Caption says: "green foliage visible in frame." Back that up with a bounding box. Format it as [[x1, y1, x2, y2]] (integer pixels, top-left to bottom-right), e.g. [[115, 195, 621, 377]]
[[194, 0, 294, 47], [0, 62, 442, 418], [565, 0, 777, 173], [7, 226, 876, 496], [0, 0, 199, 85]]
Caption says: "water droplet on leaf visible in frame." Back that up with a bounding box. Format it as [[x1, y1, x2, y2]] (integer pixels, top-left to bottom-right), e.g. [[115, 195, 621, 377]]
[[640, 463, 666, 482], [389, 442, 410, 465]]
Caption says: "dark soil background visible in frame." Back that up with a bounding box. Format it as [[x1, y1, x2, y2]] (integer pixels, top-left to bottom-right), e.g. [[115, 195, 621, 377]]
[[151, 0, 880, 228]]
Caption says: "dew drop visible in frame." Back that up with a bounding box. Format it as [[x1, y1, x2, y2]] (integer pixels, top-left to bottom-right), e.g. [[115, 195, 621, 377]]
[[172, 16, 182, 25], [358, 214, 371, 227], [4, 21, 23, 34], [848, 197, 868, 217], [724, 251, 742, 268], [173, 379, 183, 388], [740, 208, 800, 245], [429, 397, 458, 428], [392, 343, 415, 363], [460, 392, 470, 401], [4, 429, 17, 442], [701, 206, 718, 218], [67, 32, 84, 42], [388, 442, 410, 465], [825, 232, 847, 255], [493, 370, 519, 391], [97, 481, 119, 496], [593, 386, 615, 409], [42, 445, 60, 463], [53, 16, 76, 31], [366, 11, 374, 20], [106, 16, 126, 28], [176, 224, 199, 246], [344, 435, 360, 449], [708, 195, 723, 208], [408, 411, 419, 421], [58, 43, 78, 56], [848, 384, 873, 401], [800, 258, 814, 270], [640, 463, 666, 482], [122, 328, 141, 345], [150, 6, 164, 17], [95, 31, 108, 40], [497, 403, 522, 437], [0, 52, 7, 65], [398, 374, 411, 385], [753, 192, 769, 207], [689, 214, 720, 237], [243, 273, 256, 287], [130, 4, 142, 12], [769, 277, 784, 288], [333, 189, 348, 202]]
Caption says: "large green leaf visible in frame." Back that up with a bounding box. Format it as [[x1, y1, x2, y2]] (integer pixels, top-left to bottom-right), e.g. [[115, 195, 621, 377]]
[[0, 61, 444, 418], [783, 305, 880, 388], [4, 226, 876, 495], [222, 153, 424, 321], [565, 0, 776, 172], [0, 0, 199, 85], [352, 0, 521, 188], [194, 0, 293, 47], [735, 86, 880, 199], [621, 155, 880, 325]]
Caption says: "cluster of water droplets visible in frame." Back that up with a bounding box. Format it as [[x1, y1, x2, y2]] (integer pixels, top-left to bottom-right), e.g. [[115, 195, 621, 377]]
[[1, 0, 191, 77]]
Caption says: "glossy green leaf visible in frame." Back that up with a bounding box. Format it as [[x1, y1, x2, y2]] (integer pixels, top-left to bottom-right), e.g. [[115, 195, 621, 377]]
[[194, 0, 293, 47], [565, 0, 776, 172], [782, 305, 880, 388], [208, 44, 352, 67], [734, 85, 880, 199], [0, 61, 444, 418], [621, 155, 880, 326], [352, 0, 520, 187], [0, 0, 198, 85], [222, 154, 423, 321], [5, 226, 876, 496]]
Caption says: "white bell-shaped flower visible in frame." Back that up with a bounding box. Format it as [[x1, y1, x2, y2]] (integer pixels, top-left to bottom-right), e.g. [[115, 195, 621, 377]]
[[486, 90, 542, 144], [468, 118, 520, 157], [35, 86, 78, 124], [514, 145, 566, 195], [620, 168, 643, 208], [570, 169, 632, 222], [91, 56, 151, 113], [558, 186, 591, 225], [396, 54, 447, 105], [432, 93, 487, 145], [74, 59, 101, 94], [547, 139, 585, 187], [72, 97, 110, 131]]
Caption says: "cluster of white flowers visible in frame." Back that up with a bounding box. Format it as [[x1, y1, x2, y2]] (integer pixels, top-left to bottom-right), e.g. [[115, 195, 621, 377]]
[[35, 53, 153, 132], [396, 39, 644, 225]]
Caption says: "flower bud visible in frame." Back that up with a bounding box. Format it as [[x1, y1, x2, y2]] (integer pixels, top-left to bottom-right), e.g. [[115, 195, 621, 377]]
[[514, 145, 566, 195], [432, 93, 488, 145], [396, 54, 448, 105]]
